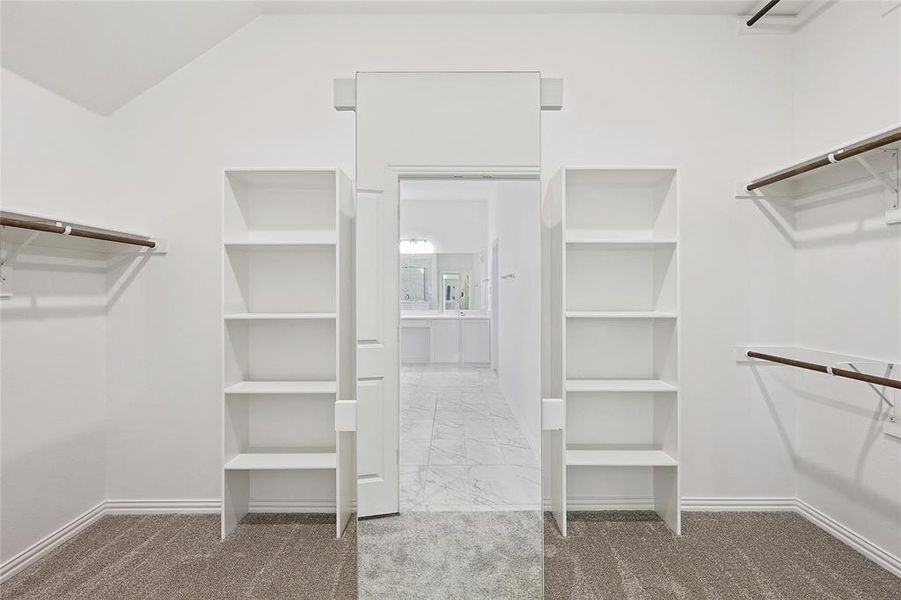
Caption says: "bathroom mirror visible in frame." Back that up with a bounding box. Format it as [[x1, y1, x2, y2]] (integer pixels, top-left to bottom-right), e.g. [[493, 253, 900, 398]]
[[442, 272, 463, 310], [401, 257, 432, 309], [401, 254, 485, 312]]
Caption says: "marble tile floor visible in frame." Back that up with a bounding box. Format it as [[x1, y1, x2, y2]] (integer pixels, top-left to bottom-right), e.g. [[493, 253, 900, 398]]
[[400, 365, 541, 512]]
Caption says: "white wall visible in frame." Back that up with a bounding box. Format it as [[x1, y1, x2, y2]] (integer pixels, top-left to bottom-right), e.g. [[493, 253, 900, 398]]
[[400, 198, 489, 254], [0, 71, 111, 562], [97, 12, 797, 508], [491, 180, 543, 448], [0, 10, 807, 560], [788, 1, 901, 561]]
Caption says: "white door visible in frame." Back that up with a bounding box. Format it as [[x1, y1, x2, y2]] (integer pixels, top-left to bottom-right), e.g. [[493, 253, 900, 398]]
[[355, 178, 400, 517]]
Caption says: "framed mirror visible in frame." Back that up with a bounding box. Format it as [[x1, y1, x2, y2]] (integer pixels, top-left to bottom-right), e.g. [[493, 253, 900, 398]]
[[441, 271, 462, 310]]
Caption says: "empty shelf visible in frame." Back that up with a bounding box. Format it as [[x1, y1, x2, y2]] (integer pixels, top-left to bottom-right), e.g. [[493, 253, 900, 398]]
[[566, 446, 678, 467], [566, 311, 678, 319], [223, 312, 336, 321], [224, 448, 337, 470], [224, 381, 337, 395], [224, 232, 336, 246], [566, 379, 678, 393], [566, 231, 677, 246]]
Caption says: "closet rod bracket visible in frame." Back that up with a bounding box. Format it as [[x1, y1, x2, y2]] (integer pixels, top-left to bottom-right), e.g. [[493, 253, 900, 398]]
[[0, 230, 40, 298], [737, 346, 900, 439]]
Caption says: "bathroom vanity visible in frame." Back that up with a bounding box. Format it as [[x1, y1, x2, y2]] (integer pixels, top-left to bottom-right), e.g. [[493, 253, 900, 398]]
[[400, 312, 491, 365]]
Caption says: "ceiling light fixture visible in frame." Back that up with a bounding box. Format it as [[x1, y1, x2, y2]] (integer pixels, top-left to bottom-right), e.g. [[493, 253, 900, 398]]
[[399, 239, 434, 254]]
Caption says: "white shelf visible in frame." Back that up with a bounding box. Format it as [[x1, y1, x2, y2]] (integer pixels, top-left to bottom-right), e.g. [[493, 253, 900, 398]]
[[224, 380, 337, 395], [566, 379, 678, 393], [223, 312, 336, 321], [224, 232, 336, 247], [566, 446, 678, 467], [566, 231, 677, 246], [547, 166, 680, 536], [221, 168, 355, 540], [224, 448, 337, 471], [566, 311, 678, 319]]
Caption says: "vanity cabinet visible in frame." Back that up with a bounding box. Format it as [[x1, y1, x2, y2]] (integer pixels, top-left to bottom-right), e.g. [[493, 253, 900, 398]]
[[431, 320, 461, 363], [400, 316, 490, 365], [400, 320, 431, 364], [461, 320, 490, 364]]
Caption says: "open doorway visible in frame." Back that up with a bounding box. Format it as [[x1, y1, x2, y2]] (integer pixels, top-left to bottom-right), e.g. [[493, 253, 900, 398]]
[[398, 178, 542, 512]]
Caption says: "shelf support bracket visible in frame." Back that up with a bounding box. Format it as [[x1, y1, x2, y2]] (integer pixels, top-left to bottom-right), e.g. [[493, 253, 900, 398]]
[[835, 361, 901, 438], [853, 154, 898, 195], [0, 229, 40, 298], [853, 151, 900, 224]]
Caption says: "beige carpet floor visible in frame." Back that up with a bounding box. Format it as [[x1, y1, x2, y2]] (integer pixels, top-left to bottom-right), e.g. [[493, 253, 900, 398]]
[[545, 511, 901, 600], [1, 514, 356, 600], [3, 511, 899, 599]]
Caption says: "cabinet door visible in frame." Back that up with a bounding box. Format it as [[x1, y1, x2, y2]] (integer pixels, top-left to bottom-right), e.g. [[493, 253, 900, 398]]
[[430, 320, 460, 364], [462, 320, 490, 364], [401, 321, 431, 364]]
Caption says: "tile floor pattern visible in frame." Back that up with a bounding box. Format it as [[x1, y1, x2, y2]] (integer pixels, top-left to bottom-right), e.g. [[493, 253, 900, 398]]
[[400, 366, 541, 511]]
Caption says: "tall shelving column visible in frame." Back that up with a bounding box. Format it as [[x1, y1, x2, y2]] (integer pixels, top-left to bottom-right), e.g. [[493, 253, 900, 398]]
[[546, 167, 680, 535], [221, 169, 355, 539]]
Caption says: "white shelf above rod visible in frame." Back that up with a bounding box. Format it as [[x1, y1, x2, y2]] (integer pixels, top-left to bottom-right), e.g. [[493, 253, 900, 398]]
[[735, 124, 900, 224]]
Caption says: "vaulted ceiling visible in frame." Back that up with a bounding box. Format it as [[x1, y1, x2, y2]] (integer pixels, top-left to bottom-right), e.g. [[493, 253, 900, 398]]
[[1, 0, 815, 116]]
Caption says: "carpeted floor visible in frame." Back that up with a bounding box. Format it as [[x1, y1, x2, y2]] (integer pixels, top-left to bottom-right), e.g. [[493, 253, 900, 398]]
[[545, 511, 901, 600], [0, 514, 357, 600], [3, 511, 900, 599], [358, 511, 543, 599]]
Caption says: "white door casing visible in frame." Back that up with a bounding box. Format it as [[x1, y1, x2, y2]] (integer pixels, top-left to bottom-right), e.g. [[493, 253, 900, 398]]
[[355, 72, 542, 517]]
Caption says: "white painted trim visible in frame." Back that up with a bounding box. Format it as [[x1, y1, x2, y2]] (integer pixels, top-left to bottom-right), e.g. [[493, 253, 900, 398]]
[[681, 496, 797, 511], [0, 502, 105, 583], [248, 499, 350, 513], [103, 499, 220, 514], [565, 495, 654, 511], [796, 499, 901, 578]]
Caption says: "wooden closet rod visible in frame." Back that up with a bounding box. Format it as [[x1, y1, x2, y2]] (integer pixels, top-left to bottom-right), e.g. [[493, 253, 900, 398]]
[[747, 351, 901, 390], [0, 216, 156, 249], [746, 0, 782, 27], [746, 126, 901, 191]]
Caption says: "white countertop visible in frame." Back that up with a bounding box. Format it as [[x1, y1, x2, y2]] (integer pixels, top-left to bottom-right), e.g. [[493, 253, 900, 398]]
[[401, 311, 490, 321]]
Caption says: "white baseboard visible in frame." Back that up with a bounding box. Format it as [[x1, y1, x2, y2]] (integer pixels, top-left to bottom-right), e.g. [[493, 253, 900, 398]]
[[795, 499, 901, 578], [248, 499, 340, 513], [564, 495, 655, 511], [0, 502, 105, 583], [681, 496, 797, 511], [104, 498, 220, 514], [548, 496, 795, 513], [4, 495, 898, 583]]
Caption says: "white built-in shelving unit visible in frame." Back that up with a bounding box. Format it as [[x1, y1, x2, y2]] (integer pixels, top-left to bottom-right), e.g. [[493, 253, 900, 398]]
[[544, 167, 680, 535], [221, 169, 355, 539]]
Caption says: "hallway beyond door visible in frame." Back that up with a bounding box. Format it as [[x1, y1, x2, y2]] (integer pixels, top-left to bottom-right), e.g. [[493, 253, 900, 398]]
[[399, 366, 540, 512]]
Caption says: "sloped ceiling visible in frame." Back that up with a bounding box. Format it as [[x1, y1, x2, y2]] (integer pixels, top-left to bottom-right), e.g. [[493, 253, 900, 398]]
[[1, 1, 813, 117], [1, 1, 261, 115]]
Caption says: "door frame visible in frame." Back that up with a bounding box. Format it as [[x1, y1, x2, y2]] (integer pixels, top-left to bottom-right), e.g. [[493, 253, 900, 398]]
[[490, 238, 499, 371], [386, 165, 540, 516]]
